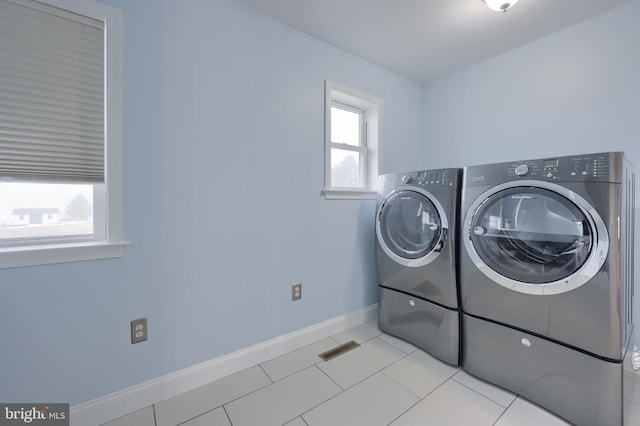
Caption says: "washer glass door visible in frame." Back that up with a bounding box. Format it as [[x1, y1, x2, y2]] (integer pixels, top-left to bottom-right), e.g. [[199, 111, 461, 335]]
[[470, 187, 593, 284], [377, 190, 445, 266]]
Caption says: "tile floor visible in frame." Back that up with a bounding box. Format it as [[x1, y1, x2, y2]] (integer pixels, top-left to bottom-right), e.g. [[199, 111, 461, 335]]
[[104, 321, 640, 426]]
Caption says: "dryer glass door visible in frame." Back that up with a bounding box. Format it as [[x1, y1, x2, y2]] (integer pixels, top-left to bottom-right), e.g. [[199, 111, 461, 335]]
[[378, 191, 443, 260], [469, 187, 593, 284]]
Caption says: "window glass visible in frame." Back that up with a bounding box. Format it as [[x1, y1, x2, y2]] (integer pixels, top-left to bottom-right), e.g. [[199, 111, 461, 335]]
[[0, 182, 93, 241], [330, 149, 360, 188], [330, 106, 361, 146]]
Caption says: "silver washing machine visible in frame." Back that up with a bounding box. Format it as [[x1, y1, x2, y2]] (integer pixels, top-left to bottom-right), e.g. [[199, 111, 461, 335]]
[[460, 152, 635, 425], [376, 168, 462, 366]]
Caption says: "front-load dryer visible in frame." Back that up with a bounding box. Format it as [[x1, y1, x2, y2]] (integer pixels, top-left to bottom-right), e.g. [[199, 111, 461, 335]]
[[376, 168, 462, 366], [460, 152, 635, 425]]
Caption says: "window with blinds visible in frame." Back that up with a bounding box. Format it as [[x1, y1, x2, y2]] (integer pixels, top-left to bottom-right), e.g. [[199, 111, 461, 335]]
[[0, 0, 125, 267], [0, 0, 105, 182]]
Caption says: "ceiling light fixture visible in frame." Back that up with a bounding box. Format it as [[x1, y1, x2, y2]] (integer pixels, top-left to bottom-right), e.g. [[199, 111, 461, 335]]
[[484, 0, 520, 12]]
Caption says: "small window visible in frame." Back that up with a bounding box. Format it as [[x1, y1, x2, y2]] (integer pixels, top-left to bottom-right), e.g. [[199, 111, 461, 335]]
[[324, 81, 383, 199], [330, 104, 365, 188], [0, 0, 126, 268]]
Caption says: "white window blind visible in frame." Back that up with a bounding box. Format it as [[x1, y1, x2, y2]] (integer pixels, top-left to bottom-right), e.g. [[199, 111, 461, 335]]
[[0, 0, 105, 182]]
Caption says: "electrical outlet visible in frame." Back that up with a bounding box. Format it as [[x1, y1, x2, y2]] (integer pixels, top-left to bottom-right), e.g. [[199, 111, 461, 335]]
[[292, 283, 302, 301], [131, 318, 148, 344]]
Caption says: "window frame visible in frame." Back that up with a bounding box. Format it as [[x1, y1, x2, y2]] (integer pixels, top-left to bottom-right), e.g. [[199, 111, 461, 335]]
[[0, 0, 127, 269], [323, 80, 383, 200]]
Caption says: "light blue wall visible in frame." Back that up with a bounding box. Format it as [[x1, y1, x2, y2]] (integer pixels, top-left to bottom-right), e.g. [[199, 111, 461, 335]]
[[422, 1, 640, 168], [423, 1, 640, 341], [0, 0, 423, 404]]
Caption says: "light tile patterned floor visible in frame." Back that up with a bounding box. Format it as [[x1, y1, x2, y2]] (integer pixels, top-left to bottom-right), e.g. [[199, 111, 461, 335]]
[[104, 320, 640, 426]]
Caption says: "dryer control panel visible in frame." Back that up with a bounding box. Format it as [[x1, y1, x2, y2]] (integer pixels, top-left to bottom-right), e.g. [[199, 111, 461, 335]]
[[465, 152, 624, 187]]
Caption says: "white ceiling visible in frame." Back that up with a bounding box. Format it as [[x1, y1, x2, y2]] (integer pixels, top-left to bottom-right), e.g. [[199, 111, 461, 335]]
[[231, 0, 631, 83]]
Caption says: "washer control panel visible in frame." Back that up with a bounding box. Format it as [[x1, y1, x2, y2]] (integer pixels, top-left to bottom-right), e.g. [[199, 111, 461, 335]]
[[381, 168, 461, 193], [403, 169, 457, 188]]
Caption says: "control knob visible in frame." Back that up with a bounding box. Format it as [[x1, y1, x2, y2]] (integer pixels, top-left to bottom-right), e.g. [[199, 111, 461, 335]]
[[401, 175, 412, 184], [514, 164, 529, 177]]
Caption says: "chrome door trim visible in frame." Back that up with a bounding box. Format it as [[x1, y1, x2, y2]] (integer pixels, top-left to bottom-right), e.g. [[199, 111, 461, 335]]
[[463, 180, 609, 295], [376, 187, 448, 267]]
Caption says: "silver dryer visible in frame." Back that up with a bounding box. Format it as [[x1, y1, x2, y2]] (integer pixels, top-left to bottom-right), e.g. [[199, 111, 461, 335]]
[[459, 152, 635, 425]]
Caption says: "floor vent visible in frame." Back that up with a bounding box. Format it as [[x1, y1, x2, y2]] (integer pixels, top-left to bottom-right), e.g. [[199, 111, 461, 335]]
[[319, 340, 360, 361]]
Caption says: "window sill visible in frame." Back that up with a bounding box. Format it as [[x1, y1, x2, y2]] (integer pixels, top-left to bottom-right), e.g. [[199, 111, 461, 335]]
[[0, 240, 130, 269], [322, 189, 377, 200]]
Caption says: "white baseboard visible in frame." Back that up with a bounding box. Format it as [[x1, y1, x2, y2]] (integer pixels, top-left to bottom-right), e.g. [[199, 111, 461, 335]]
[[71, 304, 378, 426]]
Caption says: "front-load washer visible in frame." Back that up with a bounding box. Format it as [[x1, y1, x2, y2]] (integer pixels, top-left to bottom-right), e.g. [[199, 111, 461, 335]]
[[376, 168, 462, 365], [459, 152, 635, 425]]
